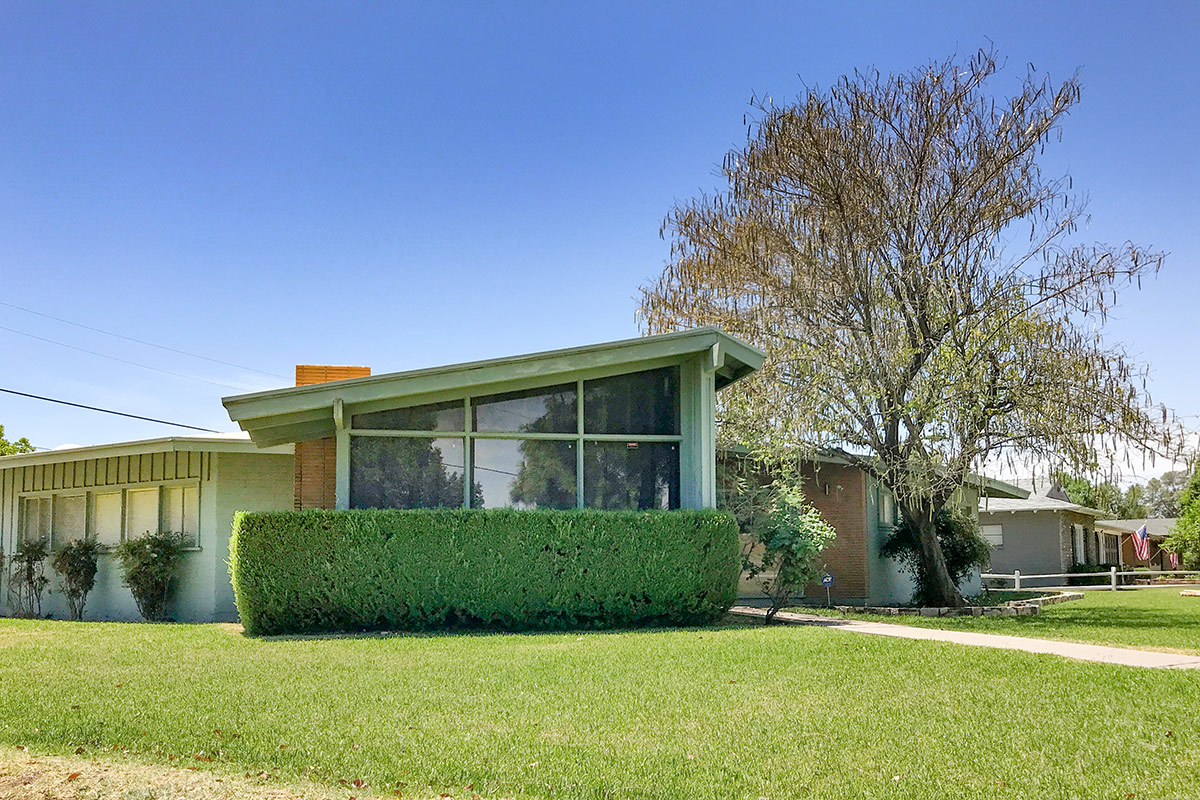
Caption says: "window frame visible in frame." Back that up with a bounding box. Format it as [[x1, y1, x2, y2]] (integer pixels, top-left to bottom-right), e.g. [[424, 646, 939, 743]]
[[16, 479, 202, 552], [979, 524, 1004, 549], [347, 368, 685, 510]]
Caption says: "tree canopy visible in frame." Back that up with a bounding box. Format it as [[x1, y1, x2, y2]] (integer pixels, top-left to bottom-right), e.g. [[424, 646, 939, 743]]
[[641, 50, 1185, 605], [0, 425, 34, 456]]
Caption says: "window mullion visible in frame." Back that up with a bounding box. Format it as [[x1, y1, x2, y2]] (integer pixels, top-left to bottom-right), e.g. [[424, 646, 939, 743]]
[[576, 378, 584, 508], [463, 398, 472, 508]]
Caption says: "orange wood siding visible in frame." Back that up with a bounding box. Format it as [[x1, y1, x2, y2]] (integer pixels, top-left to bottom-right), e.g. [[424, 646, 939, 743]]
[[293, 364, 371, 509]]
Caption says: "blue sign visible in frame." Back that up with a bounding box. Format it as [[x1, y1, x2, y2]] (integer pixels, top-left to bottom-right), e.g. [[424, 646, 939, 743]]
[[820, 573, 834, 587]]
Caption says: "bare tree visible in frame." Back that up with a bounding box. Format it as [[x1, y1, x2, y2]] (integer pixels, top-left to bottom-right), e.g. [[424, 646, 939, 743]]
[[641, 50, 1186, 606]]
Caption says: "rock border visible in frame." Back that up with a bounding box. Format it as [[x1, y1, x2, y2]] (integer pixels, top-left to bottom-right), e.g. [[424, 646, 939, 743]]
[[829, 591, 1084, 618]]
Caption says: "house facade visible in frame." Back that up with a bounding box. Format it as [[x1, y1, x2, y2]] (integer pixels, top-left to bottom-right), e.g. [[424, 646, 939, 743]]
[[735, 454, 1026, 605], [0, 435, 293, 621], [1096, 518, 1179, 571], [977, 482, 1112, 585], [3, 328, 763, 623]]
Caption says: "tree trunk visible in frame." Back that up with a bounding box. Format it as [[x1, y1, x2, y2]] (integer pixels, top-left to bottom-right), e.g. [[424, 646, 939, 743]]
[[912, 512, 965, 607]]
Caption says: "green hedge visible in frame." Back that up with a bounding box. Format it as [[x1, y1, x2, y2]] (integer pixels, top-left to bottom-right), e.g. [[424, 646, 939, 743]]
[[229, 508, 740, 635]]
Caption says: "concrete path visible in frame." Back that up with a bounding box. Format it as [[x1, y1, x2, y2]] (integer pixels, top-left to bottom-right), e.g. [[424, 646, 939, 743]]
[[729, 606, 1200, 669]]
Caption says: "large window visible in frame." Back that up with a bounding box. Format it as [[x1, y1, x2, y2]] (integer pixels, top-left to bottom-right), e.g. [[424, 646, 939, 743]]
[[19, 483, 200, 549], [348, 366, 682, 510]]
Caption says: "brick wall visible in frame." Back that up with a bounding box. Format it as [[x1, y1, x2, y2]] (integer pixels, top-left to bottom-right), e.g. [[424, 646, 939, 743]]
[[800, 462, 868, 602], [293, 364, 371, 509]]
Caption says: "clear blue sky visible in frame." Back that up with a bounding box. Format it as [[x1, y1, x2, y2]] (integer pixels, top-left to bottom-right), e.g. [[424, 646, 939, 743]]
[[1, 1, 1196, 479]]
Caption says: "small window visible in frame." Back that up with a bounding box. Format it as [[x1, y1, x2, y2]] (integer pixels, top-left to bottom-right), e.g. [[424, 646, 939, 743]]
[[125, 488, 160, 540], [352, 400, 464, 432], [584, 366, 680, 435], [21, 497, 52, 545], [93, 491, 123, 547], [879, 490, 896, 527], [1072, 524, 1086, 565], [53, 494, 87, 549], [163, 485, 200, 546], [472, 384, 577, 434], [980, 524, 1004, 548]]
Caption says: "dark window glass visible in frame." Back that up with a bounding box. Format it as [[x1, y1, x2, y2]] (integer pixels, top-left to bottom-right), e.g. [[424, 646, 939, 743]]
[[349, 436, 470, 509], [583, 441, 680, 510], [472, 438, 577, 509], [472, 384, 577, 433], [583, 366, 680, 435], [352, 401, 463, 432]]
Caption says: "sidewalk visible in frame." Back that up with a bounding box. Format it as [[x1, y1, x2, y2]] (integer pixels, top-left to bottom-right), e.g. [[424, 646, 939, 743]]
[[729, 606, 1200, 669]]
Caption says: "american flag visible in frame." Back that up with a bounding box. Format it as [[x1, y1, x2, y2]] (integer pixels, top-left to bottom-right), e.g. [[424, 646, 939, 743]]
[[1132, 524, 1151, 562], [1169, 551, 1181, 569]]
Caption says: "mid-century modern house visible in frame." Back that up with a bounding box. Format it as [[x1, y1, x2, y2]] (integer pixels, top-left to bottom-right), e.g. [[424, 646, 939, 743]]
[[1, 327, 765, 621], [1095, 518, 1179, 570], [977, 480, 1112, 585]]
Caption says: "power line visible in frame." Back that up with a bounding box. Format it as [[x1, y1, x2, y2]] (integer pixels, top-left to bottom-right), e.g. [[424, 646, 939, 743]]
[[0, 300, 287, 379], [0, 324, 245, 390], [0, 387, 219, 433]]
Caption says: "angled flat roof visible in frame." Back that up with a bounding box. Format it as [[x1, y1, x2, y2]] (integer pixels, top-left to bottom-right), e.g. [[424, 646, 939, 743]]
[[1096, 518, 1178, 539], [224, 327, 766, 447], [0, 432, 293, 469]]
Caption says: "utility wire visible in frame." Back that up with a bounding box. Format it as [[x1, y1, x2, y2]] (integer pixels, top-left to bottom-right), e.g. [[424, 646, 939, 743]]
[[0, 388, 219, 433], [0, 324, 246, 390], [0, 300, 287, 379]]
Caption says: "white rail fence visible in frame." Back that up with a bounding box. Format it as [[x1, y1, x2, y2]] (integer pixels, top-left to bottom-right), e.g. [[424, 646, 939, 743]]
[[982, 569, 1200, 591]]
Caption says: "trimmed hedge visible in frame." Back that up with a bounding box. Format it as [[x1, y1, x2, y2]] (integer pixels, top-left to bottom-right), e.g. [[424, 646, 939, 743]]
[[229, 508, 740, 635]]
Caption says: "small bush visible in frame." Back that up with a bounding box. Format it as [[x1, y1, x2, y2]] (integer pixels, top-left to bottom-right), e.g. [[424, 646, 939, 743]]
[[230, 508, 740, 636], [741, 482, 837, 623], [8, 539, 50, 618], [114, 531, 189, 621], [51, 538, 100, 620], [880, 509, 991, 606], [1066, 563, 1120, 586]]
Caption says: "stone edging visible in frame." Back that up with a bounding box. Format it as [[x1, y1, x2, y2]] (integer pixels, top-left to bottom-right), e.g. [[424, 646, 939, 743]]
[[828, 592, 1083, 618]]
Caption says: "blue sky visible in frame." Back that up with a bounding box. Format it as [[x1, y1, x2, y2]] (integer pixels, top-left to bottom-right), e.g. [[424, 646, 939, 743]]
[[1, 1, 1196, 479]]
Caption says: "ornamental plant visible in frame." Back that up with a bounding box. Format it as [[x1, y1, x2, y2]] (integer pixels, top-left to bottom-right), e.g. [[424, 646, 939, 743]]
[[8, 538, 50, 618], [741, 480, 837, 623], [881, 509, 991, 606], [114, 531, 188, 621], [51, 538, 100, 620]]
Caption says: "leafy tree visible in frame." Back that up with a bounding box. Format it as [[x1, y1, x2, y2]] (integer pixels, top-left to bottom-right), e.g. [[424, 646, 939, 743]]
[[0, 425, 34, 456], [1052, 471, 1148, 518], [1166, 469, 1200, 569], [641, 49, 1183, 606], [1143, 470, 1190, 518], [881, 510, 991, 606]]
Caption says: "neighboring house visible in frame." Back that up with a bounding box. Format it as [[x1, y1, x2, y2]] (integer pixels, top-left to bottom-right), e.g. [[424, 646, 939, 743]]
[[3, 327, 764, 622], [1095, 518, 1179, 571], [977, 480, 1113, 585], [735, 453, 1027, 605], [0, 434, 293, 621]]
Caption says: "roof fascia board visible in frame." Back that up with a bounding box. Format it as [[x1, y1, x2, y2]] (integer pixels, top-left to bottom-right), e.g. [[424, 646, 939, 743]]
[[0, 438, 292, 470]]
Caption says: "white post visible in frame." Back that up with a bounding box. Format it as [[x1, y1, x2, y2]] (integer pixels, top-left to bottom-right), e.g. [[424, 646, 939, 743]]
[[1110, 566, 1118, 591], [1014, 570, 1021, 591]]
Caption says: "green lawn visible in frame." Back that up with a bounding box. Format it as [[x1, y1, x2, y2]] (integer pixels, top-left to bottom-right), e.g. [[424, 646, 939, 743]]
[[805, 588, 1200, 655], [1, 618, 1198, 799]]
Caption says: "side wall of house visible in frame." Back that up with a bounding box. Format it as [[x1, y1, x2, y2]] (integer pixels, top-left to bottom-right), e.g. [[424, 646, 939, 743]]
[[800, 462, 870, 604], [0, 449, 293, 623], [978, 510, 1063, 583], [212, 451, 295, 621]]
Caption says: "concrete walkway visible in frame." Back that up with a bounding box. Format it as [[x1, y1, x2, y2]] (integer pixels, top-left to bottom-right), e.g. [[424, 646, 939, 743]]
[[729, 606, 1200, 669]]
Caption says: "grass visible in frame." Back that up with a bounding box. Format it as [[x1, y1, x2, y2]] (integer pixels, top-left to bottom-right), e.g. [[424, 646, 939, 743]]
[[1, 618, 1199, 799], [803, 588, 1200, 655]]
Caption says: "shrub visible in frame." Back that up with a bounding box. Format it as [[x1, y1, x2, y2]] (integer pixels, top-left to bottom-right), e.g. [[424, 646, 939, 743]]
[[8, 538, 50, 617], [1066, 563, 1120, 586], [229, 508, 740, 636], [880, 509, 991, 606], [51, 538, 100, 620], [741, 482, 837, 623], [114, 531, 189, 621]]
